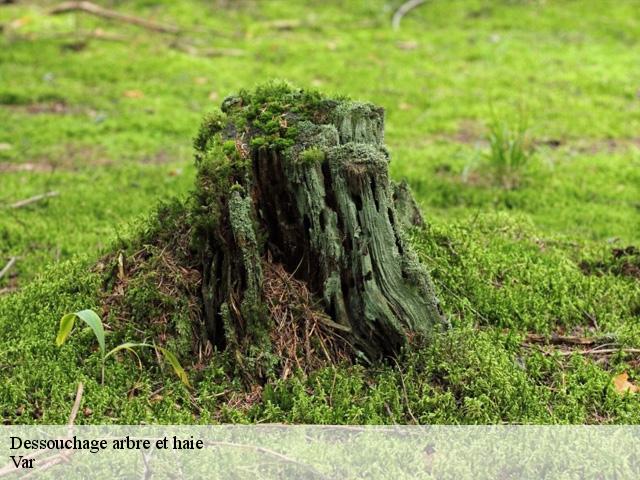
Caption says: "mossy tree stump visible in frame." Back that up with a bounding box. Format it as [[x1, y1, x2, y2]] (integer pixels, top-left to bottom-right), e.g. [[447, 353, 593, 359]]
[[192, 84, 444, 376]]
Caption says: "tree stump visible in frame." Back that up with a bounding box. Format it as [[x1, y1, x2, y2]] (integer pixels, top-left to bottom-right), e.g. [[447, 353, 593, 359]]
[[192, 84, 444, 377]]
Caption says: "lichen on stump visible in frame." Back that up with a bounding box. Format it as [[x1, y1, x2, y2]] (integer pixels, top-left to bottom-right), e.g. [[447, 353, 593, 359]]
[[192, 83, 444, 377]]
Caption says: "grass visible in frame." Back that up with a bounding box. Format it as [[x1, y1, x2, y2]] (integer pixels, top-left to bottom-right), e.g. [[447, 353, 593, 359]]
[[0, 0, 639, 424], [484, 109, 531, 188]]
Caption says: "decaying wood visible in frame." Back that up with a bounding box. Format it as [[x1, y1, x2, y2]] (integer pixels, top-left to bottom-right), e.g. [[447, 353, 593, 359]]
[[392, 0, 427, 30], [170, 41, 246, 58], [49, 1, 180, 34], [524, 333, 615, 346], [392, 179, 424, 228], [554, 348, 640, 356], [10, 191, 59, 209], [195, 89, 444, 370]]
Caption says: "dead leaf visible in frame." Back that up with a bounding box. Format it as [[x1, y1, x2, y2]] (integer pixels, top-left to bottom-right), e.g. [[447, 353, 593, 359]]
[[149, 394, 164, 403], [208, 91, 219, 101], [397, 40, 418, 51], [0, 143, 12, 151], [123, 90, 144, 99], [398, 102, 413, 111], [613, 372, 639, 394], [10, 16, 31, 30], [194, 77, 208, 85]]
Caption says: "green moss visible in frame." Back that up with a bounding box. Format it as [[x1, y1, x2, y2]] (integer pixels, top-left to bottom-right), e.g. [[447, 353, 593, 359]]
[[409, 214, 640, 334], [250, 137, 267, 149], [193, 111, 226, 161], [1, 209, 640, 424], [299, 147, 326, 164], [218, 81, 331, 153], [221, 140, 237, 156]]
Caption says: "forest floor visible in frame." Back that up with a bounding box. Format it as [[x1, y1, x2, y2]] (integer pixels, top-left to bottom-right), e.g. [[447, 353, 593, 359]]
[[1, 0, 639, 424]]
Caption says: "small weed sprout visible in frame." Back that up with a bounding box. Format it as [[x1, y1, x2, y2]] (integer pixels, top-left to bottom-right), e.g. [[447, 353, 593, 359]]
[[485, 110, 532, 188], [56, 309, 190, 387]]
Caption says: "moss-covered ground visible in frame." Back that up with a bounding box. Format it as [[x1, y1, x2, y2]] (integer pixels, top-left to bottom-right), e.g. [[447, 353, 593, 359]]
[[1, 0, 639, 424]]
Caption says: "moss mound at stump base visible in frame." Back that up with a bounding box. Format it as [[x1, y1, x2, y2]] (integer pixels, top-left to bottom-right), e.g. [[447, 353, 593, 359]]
[[192, 82, 445, 377]]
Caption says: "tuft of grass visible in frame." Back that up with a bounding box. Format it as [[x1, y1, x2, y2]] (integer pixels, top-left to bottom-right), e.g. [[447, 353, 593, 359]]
[[485, 111, 532, 189]]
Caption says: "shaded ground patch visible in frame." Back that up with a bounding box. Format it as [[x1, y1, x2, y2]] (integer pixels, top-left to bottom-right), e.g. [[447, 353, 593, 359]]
[[0, 143, 113, 173], [579, 246, 640, 280]]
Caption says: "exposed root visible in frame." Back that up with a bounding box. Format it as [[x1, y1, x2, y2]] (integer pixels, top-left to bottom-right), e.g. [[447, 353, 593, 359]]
[[263, 260, 352, 379]]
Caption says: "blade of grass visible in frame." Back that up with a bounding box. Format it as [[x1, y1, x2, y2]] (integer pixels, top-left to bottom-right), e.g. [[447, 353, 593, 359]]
[[156, 346, 191, 388], [105, 342, 144, 370]]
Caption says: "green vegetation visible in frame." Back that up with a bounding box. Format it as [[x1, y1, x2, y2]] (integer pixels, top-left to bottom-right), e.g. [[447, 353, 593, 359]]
[[0, 0, 639, 425], [299, 147, 326, 165], [56, 309, 190, 386], [484, 110, 531, 188], [56, 309, 107, 382]]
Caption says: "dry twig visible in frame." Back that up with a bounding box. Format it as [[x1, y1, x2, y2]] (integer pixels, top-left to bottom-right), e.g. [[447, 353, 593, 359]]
[[0, 383, 84, 478], [67, 382, 84, 428], [49, 1, 180, 34], [392, 0, 427, 30], [554, 348, 640, 356], [140, 447, 154, 480], [10, 191, 59, 209], [526, 344, 640, 357], [262, 261, 351, 379], [393, 357, 418, 424], [0, 257, 16, 281], [524, 333, 614, 346]]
